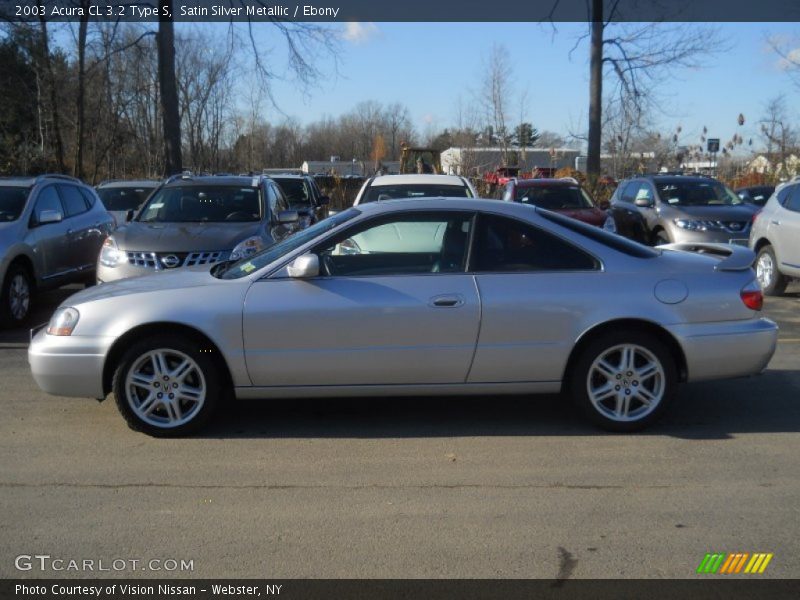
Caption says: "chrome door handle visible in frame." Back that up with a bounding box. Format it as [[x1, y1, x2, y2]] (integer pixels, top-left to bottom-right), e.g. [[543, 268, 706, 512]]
[[430, 294, 464, 308], [66, 229, 74, 235], [770, 220, 781, 226]]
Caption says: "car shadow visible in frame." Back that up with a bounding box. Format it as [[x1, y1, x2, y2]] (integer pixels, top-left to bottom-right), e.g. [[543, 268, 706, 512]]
[[199, 368, 800, 441]]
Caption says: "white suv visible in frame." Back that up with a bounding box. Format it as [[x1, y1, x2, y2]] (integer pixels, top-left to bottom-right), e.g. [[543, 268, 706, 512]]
[[353, 174, 478, 205], [749, 180, 800, 295]]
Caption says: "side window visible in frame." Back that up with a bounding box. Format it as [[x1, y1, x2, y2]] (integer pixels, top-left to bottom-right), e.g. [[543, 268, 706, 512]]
[[314, 212, 474, 277], [265, 183, 278, 218], [273, 183, 289, 212], [472, 214, 597, 273], [32, 186, 63, 223], [620, 182, 640, 203], [776, 185, 794, 208], [58, 185, 89, 217], [784, 185, 800, 213], [78, 187, 96, 208], [635, 183, 654, 203]]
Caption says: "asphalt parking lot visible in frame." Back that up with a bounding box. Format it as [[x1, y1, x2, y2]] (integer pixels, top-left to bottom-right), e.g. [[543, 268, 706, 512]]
[[1, 283, 799, 579]]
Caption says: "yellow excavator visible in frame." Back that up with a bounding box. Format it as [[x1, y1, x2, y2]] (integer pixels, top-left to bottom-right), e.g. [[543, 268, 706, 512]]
[[399, 144, 442, 174]]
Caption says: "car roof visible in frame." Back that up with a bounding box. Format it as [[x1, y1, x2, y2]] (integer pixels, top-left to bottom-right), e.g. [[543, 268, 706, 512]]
[[355, 196, 529, 216], [0, 177, 36, 187], [269, 174, 309, 180], [369, 174, 467, 187], [163, 175, 263, 187], [514, 178, 580, 188], [642, 175, 720, 184], [96, 179, 160, 188]]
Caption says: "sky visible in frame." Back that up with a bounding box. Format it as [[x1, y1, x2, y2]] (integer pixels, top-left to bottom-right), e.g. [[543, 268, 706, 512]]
[[239, 21, 800, 152]]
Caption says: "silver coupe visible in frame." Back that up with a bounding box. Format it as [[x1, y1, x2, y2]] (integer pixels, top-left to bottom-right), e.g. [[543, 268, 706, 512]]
[[29, 198, 778, 436]]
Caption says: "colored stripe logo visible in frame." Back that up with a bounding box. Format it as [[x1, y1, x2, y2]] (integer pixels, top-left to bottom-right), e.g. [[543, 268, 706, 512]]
[[697, 553, 773, 574]]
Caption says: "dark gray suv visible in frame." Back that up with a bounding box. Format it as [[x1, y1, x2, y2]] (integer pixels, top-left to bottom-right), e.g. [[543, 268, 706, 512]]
[[607, 175, 758, 246], [96, 174, 302, 283], [0, 175, 114, 326]]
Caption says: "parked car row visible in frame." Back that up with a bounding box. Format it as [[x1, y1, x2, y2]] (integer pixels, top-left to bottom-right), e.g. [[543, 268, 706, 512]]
[[0, 172, 329, 325]]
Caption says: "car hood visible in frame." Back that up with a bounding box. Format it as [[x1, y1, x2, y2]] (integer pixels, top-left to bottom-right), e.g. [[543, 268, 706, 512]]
[[63, 266, 220, 306], [114, 221, 262, 251], [664, 204, 757, 220]]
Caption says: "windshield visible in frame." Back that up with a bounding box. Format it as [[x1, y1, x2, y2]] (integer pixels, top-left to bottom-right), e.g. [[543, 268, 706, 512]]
[[97, 186, 155, 211], [219, 209, 360, 279], [655, 180, 743, 207], [362, 184, 470, 203], [0, 186, 30, 222], [515, 186, 594, 209], [273, 178, 311, 207], [138, 185, 261, 223]]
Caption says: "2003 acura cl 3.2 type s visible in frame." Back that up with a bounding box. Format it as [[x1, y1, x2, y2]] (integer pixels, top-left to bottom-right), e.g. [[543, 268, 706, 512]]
[[29, 198, 778, 436]]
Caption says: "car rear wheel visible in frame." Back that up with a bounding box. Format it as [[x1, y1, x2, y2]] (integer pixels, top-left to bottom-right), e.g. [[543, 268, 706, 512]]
[[112, 335, 220, 436], [1, 264, 33, 328], [755, 245, 788, 296], [569, 330, 677, 432]]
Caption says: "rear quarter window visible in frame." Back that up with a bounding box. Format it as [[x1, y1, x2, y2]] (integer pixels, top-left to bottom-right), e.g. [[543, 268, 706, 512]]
[[538, 210, 659, 258]]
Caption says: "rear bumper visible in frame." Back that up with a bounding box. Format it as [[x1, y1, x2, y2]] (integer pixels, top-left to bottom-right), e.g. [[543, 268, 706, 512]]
[[669, 318, 778, 382], [28, 330, 113, 399]]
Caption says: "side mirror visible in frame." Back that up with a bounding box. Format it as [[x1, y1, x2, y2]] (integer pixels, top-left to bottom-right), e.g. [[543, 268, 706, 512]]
[[318, 195, 330, 206], [276, 209, 299, 225], [287, 254, 319, 279], [634, 197, 654, 208], [125, 209, 135, 222], [37, 209, 63, 225]]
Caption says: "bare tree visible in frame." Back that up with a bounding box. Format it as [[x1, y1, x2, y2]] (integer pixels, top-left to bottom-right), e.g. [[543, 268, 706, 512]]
[[759, 95, 798, 176], [479, 44, 514, 163], [553, 1, 722, 179]]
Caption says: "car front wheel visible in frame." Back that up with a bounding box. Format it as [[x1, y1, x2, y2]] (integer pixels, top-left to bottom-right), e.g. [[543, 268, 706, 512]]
[[112, 335, 220, 436], [569, 330, 677, 432], [755, 245, 788, 296]]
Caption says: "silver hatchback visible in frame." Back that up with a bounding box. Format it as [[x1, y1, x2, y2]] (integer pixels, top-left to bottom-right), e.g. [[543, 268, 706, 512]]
[[29, 199, 777, 436]]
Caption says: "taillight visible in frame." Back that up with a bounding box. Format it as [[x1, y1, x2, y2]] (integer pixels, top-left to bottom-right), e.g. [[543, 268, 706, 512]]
[[740, 281, 763, 311], [751, 209, 762, 224]]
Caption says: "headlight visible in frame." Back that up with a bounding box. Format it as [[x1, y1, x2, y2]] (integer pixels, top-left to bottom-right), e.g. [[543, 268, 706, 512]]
[[47, 307, 80, 336], [673, 219, 721, 231], [602, 216, 617, 233], [99, 236, 123, 267], [230, 236, 264, 260]]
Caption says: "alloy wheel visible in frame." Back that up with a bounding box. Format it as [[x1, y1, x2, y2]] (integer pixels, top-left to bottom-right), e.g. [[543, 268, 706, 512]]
[[125, 349, 206, 428], [756, 253, 774, 290], [586, 343, 665, 422], [9, 274, 30, 321]]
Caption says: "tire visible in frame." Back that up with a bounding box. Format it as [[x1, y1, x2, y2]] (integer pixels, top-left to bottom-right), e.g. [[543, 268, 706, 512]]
[[0, 263, 33, 328], [568, 330, 677, 432], [112, 335, 221, 437], [755, 245, 788, 297], [653, 229, 671, 246]]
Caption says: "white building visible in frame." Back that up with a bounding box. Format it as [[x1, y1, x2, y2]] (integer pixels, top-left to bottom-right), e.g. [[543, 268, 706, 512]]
[[440, 147, 581, 176]]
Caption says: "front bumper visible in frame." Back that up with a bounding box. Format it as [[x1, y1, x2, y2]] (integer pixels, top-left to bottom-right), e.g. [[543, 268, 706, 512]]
[[667, 226, 750, 246], [669, 317, 778, 382], [28, 329, 114, 399]]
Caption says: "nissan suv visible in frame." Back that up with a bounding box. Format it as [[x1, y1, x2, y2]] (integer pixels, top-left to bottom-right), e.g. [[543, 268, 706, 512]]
[[0, 174, 114, 326], [749, 180, 800, 295], [607, 175, 758, 245], [96, 174, 301, 283]]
